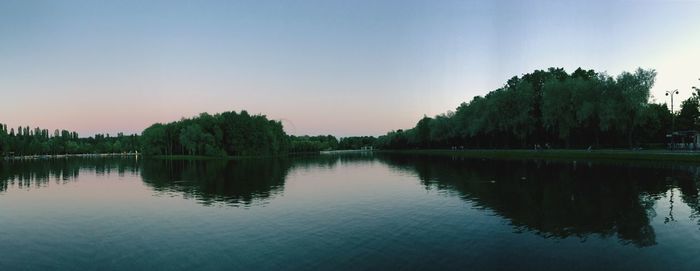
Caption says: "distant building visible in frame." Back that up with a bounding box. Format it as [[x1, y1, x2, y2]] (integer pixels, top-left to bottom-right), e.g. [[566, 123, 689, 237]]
[[667, 130, 700, 150]]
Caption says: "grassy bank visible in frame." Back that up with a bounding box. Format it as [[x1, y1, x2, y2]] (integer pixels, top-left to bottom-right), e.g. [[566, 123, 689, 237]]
[[379, 149, 700, 164]]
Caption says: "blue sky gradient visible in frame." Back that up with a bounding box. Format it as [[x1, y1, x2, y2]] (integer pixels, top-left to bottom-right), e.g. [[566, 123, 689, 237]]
[[1, 0, 699, 136]]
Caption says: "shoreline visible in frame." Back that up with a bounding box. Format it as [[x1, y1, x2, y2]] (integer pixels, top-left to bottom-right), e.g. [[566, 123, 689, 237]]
[[320, 149, 373, 154], [378, 149, 700, 163], [2, 153, 138, 160], [6, 149, 700, 164]]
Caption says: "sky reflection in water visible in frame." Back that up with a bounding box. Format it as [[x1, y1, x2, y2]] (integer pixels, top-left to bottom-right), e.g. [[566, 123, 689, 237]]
[[1, 154, 700, 270]]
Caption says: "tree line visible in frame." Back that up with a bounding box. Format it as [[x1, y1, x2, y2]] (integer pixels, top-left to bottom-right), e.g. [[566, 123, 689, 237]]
[[139, 110, 378, 156], [0, 115, 378, 157], [289, 135, 377, 153], [0, 124, 139, 156], [374, 67, 684, 149], [5, 68, 694, 156]]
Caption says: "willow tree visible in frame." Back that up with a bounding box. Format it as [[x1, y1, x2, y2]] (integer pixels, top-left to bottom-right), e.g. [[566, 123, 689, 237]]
[[617, 68, 657, 146], [542, 78, 578, 147]]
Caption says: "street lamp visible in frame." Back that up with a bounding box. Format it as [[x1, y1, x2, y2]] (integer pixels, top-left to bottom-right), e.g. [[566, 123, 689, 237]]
[[667, 89, 679, 148], [666, 89, 679, 113]]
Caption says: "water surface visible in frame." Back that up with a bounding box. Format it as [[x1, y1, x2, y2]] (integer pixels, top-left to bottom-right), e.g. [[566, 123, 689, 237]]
[[1, 154, 700, 270]]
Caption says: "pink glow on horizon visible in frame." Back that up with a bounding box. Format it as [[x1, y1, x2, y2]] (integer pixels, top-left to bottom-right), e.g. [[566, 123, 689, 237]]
[[2, 1, 700, 137]]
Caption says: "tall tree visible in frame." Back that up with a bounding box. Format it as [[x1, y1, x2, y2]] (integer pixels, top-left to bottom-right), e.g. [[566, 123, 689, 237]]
[[676, 95, 700, 131], [415, 116, 432, 148]]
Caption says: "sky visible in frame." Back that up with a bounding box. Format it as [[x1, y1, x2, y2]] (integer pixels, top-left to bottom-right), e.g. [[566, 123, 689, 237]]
[[1, 0, 699, 137]]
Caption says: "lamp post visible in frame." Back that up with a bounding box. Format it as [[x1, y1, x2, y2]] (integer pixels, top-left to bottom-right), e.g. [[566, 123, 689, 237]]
[[666, 89, 679, 114], [667, 89, 679, 149]]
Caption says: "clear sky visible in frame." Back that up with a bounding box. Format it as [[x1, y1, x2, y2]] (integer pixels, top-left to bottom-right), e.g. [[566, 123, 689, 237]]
[[1, 0, 699, 137]]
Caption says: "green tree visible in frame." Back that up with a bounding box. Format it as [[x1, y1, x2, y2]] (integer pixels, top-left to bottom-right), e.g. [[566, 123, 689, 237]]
[[179, 124, 215, 156], [676, 96, 700, 131], [376, 67, 662, 150], [141, 124, 167, 155], [638, 103, 672, 144], [415, 116, 432, 148], [542, 78, 577, 146]]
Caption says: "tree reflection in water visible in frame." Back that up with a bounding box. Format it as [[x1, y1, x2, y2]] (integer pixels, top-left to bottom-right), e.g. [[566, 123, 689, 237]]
[[140, 158, 292, 207], [3, 154, 700, 246], [377, 154, 700, 247], [0, 158, 139, 192]]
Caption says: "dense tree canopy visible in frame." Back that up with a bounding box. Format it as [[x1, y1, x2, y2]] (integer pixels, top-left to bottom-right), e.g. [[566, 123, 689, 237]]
[[289, 135, 339, 153], [338, 136, 376, 150], [140, 110, 289, 157], [1, 112, 376, 157], [676, 87, 700, 131], [0, 124, 139, 156], [288, 135, 377, 152], [375, 67, 675, 149]]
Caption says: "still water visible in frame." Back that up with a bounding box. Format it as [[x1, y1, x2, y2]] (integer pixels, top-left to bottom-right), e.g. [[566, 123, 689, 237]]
[[1, 154, 700, 270]]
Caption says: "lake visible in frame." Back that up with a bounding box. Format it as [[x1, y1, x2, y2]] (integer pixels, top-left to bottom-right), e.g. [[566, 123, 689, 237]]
[[1, 153, 700, 270]]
